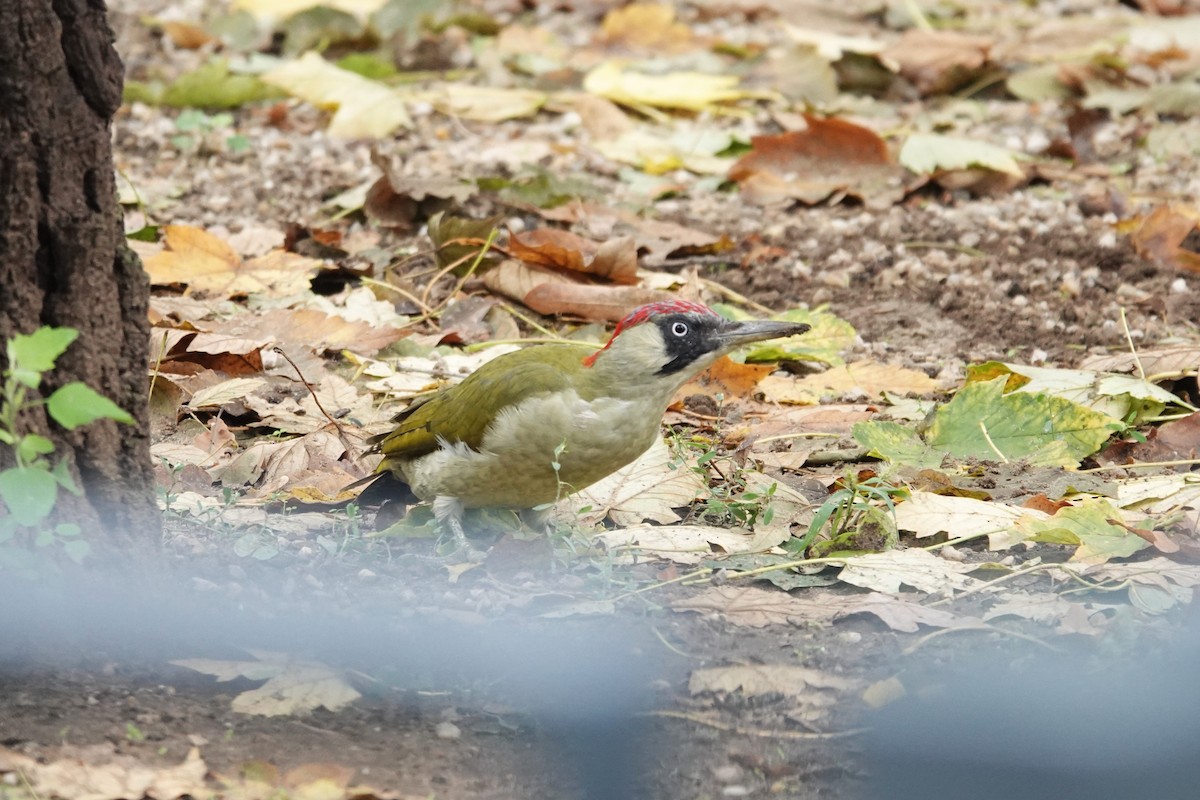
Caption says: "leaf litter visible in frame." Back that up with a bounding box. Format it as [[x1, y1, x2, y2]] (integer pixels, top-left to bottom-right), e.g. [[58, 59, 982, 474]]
[[39, 0, 1200, 794]]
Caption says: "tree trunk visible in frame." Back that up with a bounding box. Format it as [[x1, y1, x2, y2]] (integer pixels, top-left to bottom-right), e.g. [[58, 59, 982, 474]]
[[0, 0, 158, 553]]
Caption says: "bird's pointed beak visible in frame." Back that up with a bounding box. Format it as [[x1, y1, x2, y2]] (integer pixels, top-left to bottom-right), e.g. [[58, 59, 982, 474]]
[[714, 318, 811, 352]]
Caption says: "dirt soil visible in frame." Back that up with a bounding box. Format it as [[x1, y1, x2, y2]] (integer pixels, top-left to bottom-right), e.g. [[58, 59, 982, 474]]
[[4, 1, 1200, 799]]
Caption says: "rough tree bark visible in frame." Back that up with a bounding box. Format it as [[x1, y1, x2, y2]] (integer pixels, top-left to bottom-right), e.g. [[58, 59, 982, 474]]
[[0, 0, 159, 551]]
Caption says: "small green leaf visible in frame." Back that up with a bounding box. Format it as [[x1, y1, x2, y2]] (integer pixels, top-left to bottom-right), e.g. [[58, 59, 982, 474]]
[[52, 458, 81, 495], [47, 382, 135, 429], [0, 466, 58, 526], [56, 523, 81, 538], [852, 420, 943, 469], [17, 434, 55, 463], [126, 224, 161, 242], [8, 327, 79, 375], [0, 430, 14, 445]]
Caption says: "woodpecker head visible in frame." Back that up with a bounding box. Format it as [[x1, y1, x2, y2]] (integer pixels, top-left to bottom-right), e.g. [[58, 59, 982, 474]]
[[582, 300, 810, 391]]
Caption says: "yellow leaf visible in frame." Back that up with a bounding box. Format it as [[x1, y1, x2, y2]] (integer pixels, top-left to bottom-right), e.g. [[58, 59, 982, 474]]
[[429, 84, 547, 122], [583, 60, 757, 112], [262, 52, 411, 138], [233, 0, 388, 21], [145, 225, 322, 297]]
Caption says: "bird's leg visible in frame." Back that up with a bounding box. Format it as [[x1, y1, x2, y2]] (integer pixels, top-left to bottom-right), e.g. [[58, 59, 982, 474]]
[[518, 505, 554, 534], [432, 495, 486, 562]]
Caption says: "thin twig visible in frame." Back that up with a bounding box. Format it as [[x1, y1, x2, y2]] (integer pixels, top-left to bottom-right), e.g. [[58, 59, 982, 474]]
[[1119, 306, 1146, 381], [699, 278, 776, 316], [272, 346, 350, 447], [901, 624, 1063, 656], [609, 568, 713, 601], [359, 276, 434, 315]]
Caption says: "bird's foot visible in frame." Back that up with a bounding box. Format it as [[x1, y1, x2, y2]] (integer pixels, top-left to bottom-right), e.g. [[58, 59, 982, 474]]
[[432, 496, 487, 562]]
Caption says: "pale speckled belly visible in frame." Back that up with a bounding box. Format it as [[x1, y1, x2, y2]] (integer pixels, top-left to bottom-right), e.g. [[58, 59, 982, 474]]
[[401, 391, 661, 508]]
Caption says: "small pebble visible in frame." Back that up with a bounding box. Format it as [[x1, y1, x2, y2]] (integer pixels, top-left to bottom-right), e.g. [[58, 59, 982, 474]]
[[721, 786, 750, 797], [435, 722, 462, 740], [712, 765, 743, 783]]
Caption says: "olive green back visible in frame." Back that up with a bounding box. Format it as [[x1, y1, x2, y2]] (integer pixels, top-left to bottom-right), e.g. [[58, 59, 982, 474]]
[[373, 344, 592, 463]]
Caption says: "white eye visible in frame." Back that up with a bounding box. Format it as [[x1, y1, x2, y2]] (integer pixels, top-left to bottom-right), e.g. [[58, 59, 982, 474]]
[[671, 321, 689, 337]]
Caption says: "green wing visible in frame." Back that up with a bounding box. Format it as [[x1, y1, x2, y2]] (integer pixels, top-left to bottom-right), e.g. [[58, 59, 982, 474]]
[[373, 345, 584, 464]]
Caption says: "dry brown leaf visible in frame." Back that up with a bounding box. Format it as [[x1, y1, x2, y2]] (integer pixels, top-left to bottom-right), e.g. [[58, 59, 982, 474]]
[[760, 360, 938, 404], [1079, 344, 1200, 376], [215, 307, 405, 356], [1123, 204, 1200, 272], [362, 170, 472, 230], [573, 94, 633, 142], [145, 225, 322, 298], [840, 592, 961, 633], [597, 524, 763, 564], [573, 437, 706, 525], [673, 585, 841, 627], [673, 585, 961, 632], [246, 374, 389, 435], [599, 2, 693, 52], [675, 357, 776, 404], [186, 377, 268, 410], [894, 491, 1048, 543], [688, 664, 856, 697], [509, 229, 639, 284], [172, 650, 361, 716], [834, 548, 981, 595], [481, 259, 578, 306], [0, 744, 209, 800], [881, 29, 994, 95], [523, 280, 673, 322], [728, 115, 906, 209], [160, 20, 214, 49]]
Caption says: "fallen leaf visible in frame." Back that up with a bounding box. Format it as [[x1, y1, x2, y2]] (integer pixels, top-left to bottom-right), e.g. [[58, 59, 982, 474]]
[[672, 585, 840, 627], [172, 650, 361, 716], [0, 744, 209, 800], [186, 377, 268, 411], [584, 60, 760, 112], [834, 548, 982, 595], [1011, 499, 1149, 564], [1079, 344, 1200, 377], [728, 116, 906, 209], [1123, 204, 1200, 272], [599, 2, 692, 52], [839, 592, 962, 632], [509, 229, 639, 284], [894, 491, 1049, 544], [675, 357, 776, 404], [145, 225, 321, 298], [261, 51, 412, 138], [427, 84, 547, 122], [573, 437, 706, 525], [522, 280, 674, 322], [597, 524, 763, 564], [673, 586, 961, 631], [899, 133, 1025, 193], [881, 29, 993, 95], [688, 664, 856, 697], [761, 360, 938, 404], [234, 0, 389, 21]]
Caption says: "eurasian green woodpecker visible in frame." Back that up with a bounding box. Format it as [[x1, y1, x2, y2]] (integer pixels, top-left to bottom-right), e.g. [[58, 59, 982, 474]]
[[366, 300, 809, 543]]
